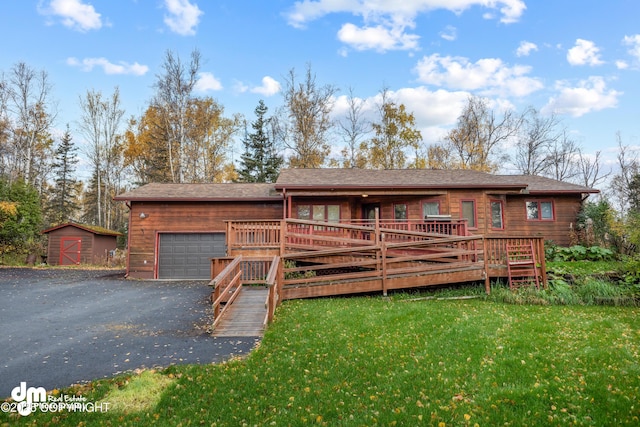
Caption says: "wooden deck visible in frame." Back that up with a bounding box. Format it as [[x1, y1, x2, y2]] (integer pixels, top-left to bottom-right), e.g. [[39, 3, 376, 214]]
[[210, 219, 547, 331], [211, 286, 269, 337]]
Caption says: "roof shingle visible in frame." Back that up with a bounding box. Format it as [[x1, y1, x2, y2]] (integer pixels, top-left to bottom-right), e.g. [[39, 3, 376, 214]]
[[114, 182, 281, 201]]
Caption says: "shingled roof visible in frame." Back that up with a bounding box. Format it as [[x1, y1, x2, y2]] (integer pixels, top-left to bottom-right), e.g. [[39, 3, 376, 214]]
[[114, 170, 598, 202], [274, 168, 598, 194], [499, 174, 599, 194], [275, 168, 525, 189], [114, 182, 281, 201]]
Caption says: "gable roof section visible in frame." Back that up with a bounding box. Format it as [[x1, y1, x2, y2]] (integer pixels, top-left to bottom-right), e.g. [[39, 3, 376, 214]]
[[42, 223, 122, 236], [114, 182, 281, 202], [498, 174, 599, 194], [275, 168, 527, 190]]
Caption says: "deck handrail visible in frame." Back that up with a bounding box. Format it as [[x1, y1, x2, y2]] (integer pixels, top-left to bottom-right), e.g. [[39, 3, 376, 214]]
[[264, 255, 281, 325], [209, 255, 244, 330]]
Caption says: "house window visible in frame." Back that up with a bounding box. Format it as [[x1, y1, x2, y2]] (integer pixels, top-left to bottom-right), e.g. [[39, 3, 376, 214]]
[[297, 204, 340, 222], [394, 204, 408, 221], [313, 205, 326, 221], [490, 200, 504, 229], [327, 205, 340, 222], [297, 205, 311, 220], [422, 201, 440, 218], [461, 200, 477, 228], [526, 200, 554, 221]]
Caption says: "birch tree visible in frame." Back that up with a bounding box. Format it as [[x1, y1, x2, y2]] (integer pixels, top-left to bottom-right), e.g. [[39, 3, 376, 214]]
[[361, 88, 422, 169], [334, 87, 368, 168], [435, 96, 519, 172], [0, 62, 56, 187], [78, 88, 125, 228], [281, 65, 337, 168], [153, 49, 201, 182], [184, 97, 240, 182], [514, 108, 561, 175]]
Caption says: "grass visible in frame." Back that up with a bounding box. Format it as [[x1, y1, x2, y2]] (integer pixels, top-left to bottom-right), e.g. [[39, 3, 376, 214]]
[[95, 370, 175, 414], [2, 296, 639, 426]]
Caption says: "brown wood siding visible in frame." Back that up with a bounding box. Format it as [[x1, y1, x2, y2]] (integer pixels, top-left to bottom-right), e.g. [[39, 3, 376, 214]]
[[287, 190, 583, 246], [93, 235, 118, 264], [127, 201, 283, 279], [491, 194, 583, 246]]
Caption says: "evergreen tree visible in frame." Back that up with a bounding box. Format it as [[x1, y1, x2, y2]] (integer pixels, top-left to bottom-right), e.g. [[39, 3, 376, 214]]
[[237, 100, 283, 183], [48, 125, 79, 224]]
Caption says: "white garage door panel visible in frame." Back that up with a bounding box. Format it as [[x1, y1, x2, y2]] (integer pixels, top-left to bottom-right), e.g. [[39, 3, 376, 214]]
[[158, 233, 226, 279]]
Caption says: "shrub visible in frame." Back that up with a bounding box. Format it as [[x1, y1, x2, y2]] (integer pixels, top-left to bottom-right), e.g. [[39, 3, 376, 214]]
[[546, 244, 614, 262]]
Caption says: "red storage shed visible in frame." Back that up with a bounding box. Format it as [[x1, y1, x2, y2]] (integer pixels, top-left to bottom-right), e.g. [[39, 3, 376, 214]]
[[42, 223, 121, 266]]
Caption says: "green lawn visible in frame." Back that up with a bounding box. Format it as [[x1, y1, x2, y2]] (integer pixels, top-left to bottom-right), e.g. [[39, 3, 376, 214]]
[[2, 296, 639, 426]]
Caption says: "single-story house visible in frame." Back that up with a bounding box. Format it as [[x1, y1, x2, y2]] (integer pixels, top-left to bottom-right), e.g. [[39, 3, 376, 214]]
[[42, 223, 121, 266], [114, 168, 598, 280]]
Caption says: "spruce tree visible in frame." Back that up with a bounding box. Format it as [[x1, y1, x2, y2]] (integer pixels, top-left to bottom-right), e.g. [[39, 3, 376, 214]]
[[48, 125, 79, 224], [237, 100, 283, 183]]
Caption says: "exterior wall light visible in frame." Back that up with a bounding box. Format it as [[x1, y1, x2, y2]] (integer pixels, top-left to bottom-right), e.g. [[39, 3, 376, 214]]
[[139, 212, 148, 219]]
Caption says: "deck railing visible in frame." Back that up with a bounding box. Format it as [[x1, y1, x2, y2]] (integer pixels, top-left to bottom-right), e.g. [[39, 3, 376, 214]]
[[209, 255, 244, 330], [351, 219, 468, 236], [226, 220, 282, 249], [226, 218, 468, 252], [281, 221, 486, 296], [484, 236, 547, 284]]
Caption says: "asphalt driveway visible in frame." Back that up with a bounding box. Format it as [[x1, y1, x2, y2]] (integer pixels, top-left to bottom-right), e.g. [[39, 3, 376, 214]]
[[0, 268, 260, 398]]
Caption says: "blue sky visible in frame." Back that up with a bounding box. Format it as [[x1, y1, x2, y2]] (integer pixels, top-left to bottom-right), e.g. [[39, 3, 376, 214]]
[[1, 0, 639, 179]]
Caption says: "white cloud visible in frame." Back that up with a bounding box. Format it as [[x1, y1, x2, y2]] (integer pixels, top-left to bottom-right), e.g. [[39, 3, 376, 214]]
[[332, 86, 470, 141], [567, 39, 604, 66], [250, 76, 281, 96], [66, 57, 148, 75], [285, 0, 525, 52], [393, 87, 471, 129], [542, 76, 621, 117], [516, 41, 537, 57], [286, 0, 526, 28], [163, 0, 203, 36], [39, 0, 102, 32], [439, 25, 457, 42], [616, 60, 629, 70], [622, 34, 640, 63], [414, 53, 543, 97], [337, 23, 419, 52], [194, 72, 223, 92]]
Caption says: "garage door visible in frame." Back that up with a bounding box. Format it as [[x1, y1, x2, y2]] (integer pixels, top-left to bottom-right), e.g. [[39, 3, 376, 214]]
[[158, 233, 226, 279]]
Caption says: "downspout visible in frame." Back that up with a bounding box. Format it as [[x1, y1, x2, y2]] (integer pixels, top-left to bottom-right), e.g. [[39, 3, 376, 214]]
[[124, 201, 132, 278], [282, 187, 287, 219]]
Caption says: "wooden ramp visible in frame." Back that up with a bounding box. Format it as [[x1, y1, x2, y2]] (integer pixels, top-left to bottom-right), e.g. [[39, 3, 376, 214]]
[[211, 286, 268, 337]]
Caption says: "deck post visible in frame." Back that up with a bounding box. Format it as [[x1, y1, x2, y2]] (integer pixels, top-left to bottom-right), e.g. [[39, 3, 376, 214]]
[[212, 283, 220, 317], [381, 233, 388, 297], [483, 238, 490, 294], [374, 208, 380, 245], [280, 220, 286, 256]]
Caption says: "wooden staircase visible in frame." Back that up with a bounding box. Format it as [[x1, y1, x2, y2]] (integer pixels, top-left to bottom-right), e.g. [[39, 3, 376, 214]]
[[506, 242, 541, 290]]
